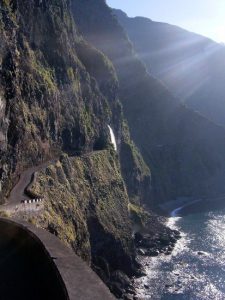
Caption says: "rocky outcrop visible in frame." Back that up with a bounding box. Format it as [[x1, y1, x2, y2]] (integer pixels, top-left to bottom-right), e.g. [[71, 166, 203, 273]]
[[72, 0, 225, 205]]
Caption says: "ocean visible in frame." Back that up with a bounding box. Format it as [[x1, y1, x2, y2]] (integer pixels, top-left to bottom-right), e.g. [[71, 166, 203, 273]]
[[135, 208, 225, 299]]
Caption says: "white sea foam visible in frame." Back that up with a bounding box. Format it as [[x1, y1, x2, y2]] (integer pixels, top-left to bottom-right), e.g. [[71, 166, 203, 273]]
[[135, 209, 225, 299]]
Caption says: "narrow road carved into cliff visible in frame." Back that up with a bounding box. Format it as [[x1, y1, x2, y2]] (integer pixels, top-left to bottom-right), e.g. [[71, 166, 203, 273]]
[[2, 125, 117, 214], [1, 160, 55, 214]]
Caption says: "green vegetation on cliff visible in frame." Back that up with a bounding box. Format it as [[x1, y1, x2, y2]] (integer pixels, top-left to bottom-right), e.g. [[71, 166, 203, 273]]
[[27, 151, 136, 281], [0, 0, 111, 200], [3, 1, 225, 298], [72, 0, 225, 204]]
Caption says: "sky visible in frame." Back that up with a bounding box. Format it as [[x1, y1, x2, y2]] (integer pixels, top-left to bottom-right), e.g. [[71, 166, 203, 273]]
[[106, 0, 225, 44]]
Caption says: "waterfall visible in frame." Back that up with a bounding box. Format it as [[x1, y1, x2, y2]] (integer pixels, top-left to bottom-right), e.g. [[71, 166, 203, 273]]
[[0, 97, 4, 111], [107, 125, 117, 151]]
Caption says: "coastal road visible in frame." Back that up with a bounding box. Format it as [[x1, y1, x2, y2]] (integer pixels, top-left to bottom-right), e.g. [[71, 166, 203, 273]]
[[1, 160, 55, 214]]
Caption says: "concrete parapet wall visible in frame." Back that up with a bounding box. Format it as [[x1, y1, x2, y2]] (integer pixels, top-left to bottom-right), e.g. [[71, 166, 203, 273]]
[[0, 218, 115, 300]]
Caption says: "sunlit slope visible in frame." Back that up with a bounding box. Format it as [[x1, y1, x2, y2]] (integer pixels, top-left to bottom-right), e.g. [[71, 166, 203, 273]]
[[114, 9, 225, 127]]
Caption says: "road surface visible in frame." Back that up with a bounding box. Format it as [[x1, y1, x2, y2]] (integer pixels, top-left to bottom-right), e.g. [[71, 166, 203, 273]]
[[1, 161, 54, 214]]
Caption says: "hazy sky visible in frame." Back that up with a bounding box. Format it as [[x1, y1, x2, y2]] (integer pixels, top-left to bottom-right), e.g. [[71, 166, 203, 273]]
[[106, 0, 225, 43]]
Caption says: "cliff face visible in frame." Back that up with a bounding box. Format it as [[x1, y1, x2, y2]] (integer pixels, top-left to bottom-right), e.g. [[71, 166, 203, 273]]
[[0, 0, 150, 204], [2, 0, 225, 297], [0, 0, 109, 199], [72, 0, 225, 203], [0, 0, 152, 297], [113, 9, 225, 127], [75, 39, 152, 206], [27, 151, 136, 283]]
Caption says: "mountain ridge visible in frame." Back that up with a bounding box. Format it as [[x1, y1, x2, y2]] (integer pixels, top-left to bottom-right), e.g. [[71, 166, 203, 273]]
[[72, 0, 225, 205], [113, 8, 225, 127]]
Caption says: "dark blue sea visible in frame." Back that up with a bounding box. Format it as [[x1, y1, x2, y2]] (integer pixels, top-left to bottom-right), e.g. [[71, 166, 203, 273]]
[[135, 209, 225, 299]]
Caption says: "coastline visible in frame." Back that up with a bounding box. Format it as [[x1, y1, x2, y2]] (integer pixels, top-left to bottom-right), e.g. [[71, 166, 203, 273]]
[[132, 215, 185, 300], [121, 212, 183, 300], [109, 196, 225, 299], [131, 197, 225, 299]]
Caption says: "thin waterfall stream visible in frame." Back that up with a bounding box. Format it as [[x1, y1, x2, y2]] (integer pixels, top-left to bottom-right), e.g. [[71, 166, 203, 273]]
[[108, 125, 117, 151]]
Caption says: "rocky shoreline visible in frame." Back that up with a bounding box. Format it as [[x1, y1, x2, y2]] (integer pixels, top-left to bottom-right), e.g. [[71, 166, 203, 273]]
[[109, 213, 182, 300], [135, 227, 181, 257]]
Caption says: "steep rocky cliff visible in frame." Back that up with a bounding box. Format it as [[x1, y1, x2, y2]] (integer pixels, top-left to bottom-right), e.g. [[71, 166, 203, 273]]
[[2, 0, 225, 298], [0, 0, 153, 298], [0, 0, 151, 206], [113, 9, 225, 128], [72, 0, 225, 204], [75, 38, 151, 205], [27, 151, 138, 291], [0, 0, 109, 199]]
